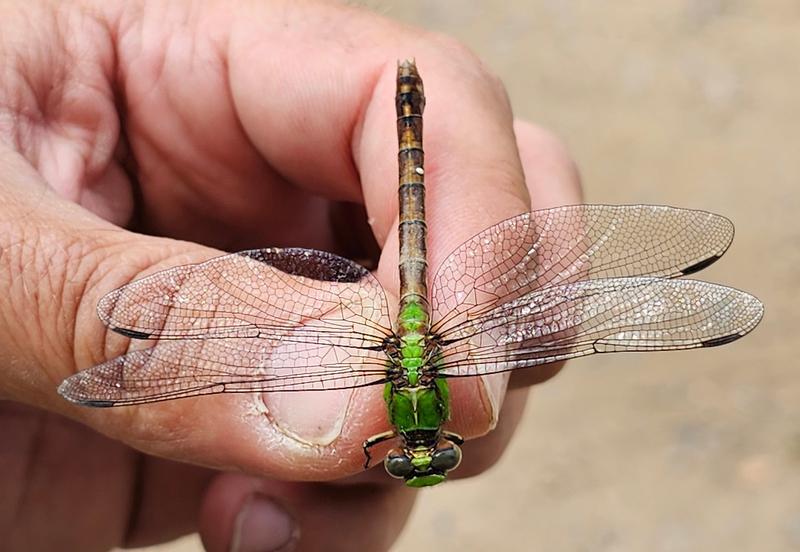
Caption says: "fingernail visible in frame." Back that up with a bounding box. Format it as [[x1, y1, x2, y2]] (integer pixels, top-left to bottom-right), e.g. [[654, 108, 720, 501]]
[[481, 373, 510, 430], [261, 387, 352, 445], [231, 495, 298, 552]]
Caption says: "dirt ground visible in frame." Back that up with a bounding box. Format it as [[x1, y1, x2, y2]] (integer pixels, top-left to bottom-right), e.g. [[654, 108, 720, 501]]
[[141, 2, 798, 550]]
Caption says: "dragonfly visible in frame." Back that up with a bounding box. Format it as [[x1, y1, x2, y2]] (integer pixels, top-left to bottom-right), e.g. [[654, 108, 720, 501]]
[[59, 60, 764, 487]]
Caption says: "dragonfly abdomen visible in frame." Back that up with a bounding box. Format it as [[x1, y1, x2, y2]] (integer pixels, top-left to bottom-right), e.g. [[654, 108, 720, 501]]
[[396, 59, 430, 330]]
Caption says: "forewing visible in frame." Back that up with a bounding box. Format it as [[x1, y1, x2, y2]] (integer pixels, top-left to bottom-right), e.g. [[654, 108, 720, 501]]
[[431, 205, 733, 335], [438, 277, 763, 377]]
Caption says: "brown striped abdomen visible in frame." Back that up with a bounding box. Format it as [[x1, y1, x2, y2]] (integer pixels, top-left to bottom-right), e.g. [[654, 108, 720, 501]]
[[396, 59, 430, 334]]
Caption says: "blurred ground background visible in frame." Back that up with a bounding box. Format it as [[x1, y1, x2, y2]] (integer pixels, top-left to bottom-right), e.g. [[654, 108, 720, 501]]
[[142, 1, 798, 550]]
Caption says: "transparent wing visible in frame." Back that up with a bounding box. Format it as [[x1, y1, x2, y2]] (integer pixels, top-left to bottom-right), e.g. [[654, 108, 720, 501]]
[[431, 205, 734, 336], [59, 248, 394, 406], [430, 205, 762, 377], [59, 331, 390, 406], [437, 277, 763, 377]]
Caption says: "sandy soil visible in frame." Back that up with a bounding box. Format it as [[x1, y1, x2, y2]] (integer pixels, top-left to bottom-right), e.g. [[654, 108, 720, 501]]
[[139, 2, 799, 550]]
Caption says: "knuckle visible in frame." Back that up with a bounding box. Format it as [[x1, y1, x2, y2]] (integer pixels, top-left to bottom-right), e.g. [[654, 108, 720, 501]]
[[73, 236, 171, 367]]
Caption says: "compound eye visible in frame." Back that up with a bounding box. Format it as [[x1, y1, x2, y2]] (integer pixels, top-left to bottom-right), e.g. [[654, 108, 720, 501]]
[[430, 443, 462, 472], [384, 448, 414, 479]]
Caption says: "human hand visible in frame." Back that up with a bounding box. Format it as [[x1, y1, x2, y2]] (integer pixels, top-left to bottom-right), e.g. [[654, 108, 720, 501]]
[[0, 1, 581, 550]]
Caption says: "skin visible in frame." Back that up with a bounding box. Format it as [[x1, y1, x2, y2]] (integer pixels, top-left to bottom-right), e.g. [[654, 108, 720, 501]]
[[0, 1, 582, 551]]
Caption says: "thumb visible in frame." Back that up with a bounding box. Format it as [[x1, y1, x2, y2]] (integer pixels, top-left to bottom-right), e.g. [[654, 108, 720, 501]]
[[0, 146, 377, 481]]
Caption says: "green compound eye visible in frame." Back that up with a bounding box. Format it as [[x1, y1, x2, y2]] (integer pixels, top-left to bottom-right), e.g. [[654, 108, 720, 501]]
[[384, 449, 414, 478], [430, 444, 462, 472]]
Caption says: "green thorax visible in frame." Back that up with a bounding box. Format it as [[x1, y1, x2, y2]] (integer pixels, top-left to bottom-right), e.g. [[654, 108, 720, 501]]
[[385, 376, 451, 433]]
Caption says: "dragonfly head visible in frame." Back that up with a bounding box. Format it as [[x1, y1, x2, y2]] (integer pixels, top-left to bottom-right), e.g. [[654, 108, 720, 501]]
[[384, 440, 462, 487]]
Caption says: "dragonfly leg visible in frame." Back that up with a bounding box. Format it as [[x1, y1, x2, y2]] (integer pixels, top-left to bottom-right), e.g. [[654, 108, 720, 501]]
[[362, 430, 397, 469], [442, 430, 464, 446]]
